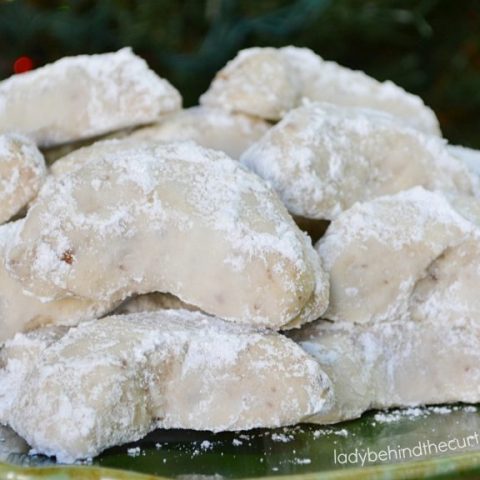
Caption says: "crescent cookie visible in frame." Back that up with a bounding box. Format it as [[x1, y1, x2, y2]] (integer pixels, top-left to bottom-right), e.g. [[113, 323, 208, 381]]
[[201, 46, 439, 134], [290, 317, 480, 423], [316, 187, 479, 324], [241, 103, 476, 220], [7, 140, 328, 330], [0, 48, 181, 147], [0, 311, 333, 461]]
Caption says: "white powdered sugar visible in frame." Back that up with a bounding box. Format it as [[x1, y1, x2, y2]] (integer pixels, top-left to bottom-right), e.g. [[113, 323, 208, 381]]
[[201, 46, 439, 134], [0, 48, 182, 147], [0, 325, 68, 422], [200, 47, 300, 121], [319, 187, 475, 269], [0, 219, 121, 344], [373, 405, 478, 424], [317, 187, 480, 325], [0, 133, 47, 224], [7, 140, 328, 329], [127, 106, 270, 159], [1, 44, 477, 466], [448, 145, 480, 176], [280, 46, 440, 135], [241, 102, 477, 221], [0, 310, 332, 462], [292, 316, 480, 424]]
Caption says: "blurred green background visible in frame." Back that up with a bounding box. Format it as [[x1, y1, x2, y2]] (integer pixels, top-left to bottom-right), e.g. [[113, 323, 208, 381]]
[[0, 0, 479, 147]]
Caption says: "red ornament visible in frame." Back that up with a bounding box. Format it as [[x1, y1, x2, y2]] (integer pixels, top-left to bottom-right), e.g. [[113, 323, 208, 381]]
[[13, 56, 34, 74]]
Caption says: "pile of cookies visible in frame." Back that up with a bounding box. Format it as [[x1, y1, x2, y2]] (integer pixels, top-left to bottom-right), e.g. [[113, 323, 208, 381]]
[[0, 46, 479, 463]]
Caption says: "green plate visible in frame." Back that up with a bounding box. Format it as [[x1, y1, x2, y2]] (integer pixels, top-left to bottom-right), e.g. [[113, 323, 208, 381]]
[[3, 405, 480, 479]]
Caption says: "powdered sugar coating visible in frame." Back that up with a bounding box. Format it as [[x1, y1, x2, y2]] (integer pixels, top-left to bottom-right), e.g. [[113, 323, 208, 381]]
[[125, 106, 270, 159], [317, 187, 480, 324], [409, 236, 480, 324], [0, 311, 333, 462], [200, 48, 300, 121], [201, 46, 439, 134], [0, 221, 118, 343], [241, 103, 477, 220], [291, 316, 480, 423], [7, 140, 328, 329], [281, 46, 440, 135], [0, 48, 181, 147], [0, 325, 68, 417], [0, 133, 46, 224], [291, 189, 480, 422], [448, 145, 480, 177]]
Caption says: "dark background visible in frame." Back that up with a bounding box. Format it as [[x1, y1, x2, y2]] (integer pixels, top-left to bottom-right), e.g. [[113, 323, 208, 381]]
[[0, 0, 479, 147]]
